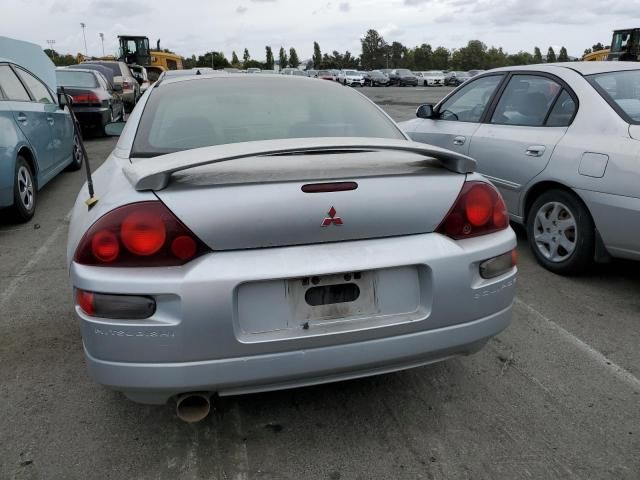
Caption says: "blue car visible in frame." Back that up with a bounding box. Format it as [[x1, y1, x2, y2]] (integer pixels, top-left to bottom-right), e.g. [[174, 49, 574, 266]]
[[0, 57, 82, 222]]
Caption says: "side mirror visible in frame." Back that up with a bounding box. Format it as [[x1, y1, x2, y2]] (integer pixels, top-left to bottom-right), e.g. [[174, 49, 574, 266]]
[[112, 84, 123, 92], [416, 104, 435, 119], [104, 121, 126, 136]]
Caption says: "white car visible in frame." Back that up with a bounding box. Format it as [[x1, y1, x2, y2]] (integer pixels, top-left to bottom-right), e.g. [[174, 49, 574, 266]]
[[416, 70, 446, 87], [337, 69, 365, 87]]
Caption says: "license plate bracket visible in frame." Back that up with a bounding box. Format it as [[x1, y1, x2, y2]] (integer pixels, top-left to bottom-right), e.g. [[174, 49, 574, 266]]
[[287, 271, 378, 325]]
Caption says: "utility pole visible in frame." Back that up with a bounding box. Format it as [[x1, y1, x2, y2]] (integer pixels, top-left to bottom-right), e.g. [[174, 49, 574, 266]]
[[99, 33, 104, 56], [46, 39, 56, 56], [80, 23, 88, 57]]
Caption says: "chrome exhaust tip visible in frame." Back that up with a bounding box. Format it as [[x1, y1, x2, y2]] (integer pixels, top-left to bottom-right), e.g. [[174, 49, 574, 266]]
[[175, 392, 211, 423]]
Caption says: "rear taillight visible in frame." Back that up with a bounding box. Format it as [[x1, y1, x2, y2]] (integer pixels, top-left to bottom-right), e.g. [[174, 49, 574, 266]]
[[437, 181, 509, 240], [71, 93, 100, 105], [122, 80, 130, 89], [74, 201, 209, 267]]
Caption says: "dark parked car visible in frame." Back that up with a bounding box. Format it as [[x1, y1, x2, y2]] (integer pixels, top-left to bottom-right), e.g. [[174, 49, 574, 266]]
[[389, 69, 418, 86], [56, 68, 125, 135], [363, 70, 390, 86], [468, 69, 487, 77], [446, 71, 471, 86], [81, 60, 139, 110]]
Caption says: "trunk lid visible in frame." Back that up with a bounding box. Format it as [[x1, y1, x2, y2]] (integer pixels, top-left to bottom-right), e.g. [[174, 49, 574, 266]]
[[153, 151, 464, 250]]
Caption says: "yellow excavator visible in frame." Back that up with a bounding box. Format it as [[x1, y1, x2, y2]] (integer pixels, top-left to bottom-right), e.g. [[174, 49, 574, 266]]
[[118, 36, 183, 81], [583, 28, 640, 61]]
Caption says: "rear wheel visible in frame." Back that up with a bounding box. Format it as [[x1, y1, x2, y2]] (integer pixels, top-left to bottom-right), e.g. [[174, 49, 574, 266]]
[[11, 156, 36, 222], [526, 189, 594, 275], [66, 133, 84, 171]]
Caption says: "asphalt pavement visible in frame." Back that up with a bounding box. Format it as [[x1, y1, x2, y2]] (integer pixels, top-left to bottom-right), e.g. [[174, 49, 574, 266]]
[[0, 86, 638, 480]]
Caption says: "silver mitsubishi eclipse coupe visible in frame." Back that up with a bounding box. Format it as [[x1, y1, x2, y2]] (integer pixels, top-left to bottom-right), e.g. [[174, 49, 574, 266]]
[[67, 73, 517, 421]]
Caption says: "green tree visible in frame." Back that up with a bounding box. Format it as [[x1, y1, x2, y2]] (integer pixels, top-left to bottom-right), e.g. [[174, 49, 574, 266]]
[[231, 51, 239, 65], [583, 48, 592, 57], [44, 49, 76, 66], [278, 47, 288, 69], [558, 46, 569, 62], [289, 47, 300, 68], [390, 41, 406, 68], [360, 29, 387, 69], [243, 48, 250, 65], [412, 43, 433, 70], [484, 46, 508, 69], [313, 42, 322, 69], [507, 51, 534, 66], [451, 40, 487, 70], [197, 51, 230, 69], [547, 46, 557, 63], [431, 46, 450, 70], [182, 54, 197, 69], [265, 46, 274, 69], [533, 46, 543, 63], [592, 42, 605, 51]]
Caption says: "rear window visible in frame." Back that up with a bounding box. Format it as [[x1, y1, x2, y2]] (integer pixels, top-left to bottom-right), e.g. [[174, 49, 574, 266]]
[[587, 70, 640, 124], [56, 70, 98, 88], [131, 77, 404, 158], [86, 62, 121, 77]]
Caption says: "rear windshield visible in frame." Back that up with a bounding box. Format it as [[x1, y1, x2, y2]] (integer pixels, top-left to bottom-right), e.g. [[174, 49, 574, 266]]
[[56, 70, 97, 88], [587, 70, 640, 124], [131, 77, 404, 158], [86, 62, 121, 76]]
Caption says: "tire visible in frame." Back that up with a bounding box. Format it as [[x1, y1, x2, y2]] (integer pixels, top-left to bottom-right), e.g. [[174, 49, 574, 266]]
[[66, 132, 84, 171], [526, 189, 595, 275], [11, 156, 36, 222]]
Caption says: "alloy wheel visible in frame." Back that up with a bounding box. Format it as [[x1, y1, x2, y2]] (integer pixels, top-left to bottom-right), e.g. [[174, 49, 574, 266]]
[[17, 165, 34, 211], [533, 201, 577, 262]]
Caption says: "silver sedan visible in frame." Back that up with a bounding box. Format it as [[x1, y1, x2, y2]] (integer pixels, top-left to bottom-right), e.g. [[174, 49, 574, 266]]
[[400, 62, 640, 274], [67, 73, 516, 421]]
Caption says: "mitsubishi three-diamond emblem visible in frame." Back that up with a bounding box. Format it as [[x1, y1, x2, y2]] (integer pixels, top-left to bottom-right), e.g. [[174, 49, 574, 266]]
[[321, 206, 343, 227]]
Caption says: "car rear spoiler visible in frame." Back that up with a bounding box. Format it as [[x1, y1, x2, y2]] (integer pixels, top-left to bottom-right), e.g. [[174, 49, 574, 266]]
[[123, 137, 477, 191]]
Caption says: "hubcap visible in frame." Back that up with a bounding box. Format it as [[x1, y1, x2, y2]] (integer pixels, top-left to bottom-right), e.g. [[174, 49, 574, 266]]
[[73, 135, 83, 165], [17, 165, 34, 211], [533, 201, 577, 262]]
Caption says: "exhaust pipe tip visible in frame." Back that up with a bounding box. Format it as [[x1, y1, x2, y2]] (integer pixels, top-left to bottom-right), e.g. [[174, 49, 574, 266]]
[[175, 392, 211, 423]]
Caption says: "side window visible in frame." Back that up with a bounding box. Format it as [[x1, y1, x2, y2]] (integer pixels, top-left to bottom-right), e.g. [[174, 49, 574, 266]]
[[546, 90, 576, 127], [438, 75, 503, 123], [491, 75, 562, 127], [15, 68, 53, 104], [0, 65, 31, 101]]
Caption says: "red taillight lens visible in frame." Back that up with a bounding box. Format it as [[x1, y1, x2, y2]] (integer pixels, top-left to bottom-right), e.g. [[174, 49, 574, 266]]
[[74, 201, 209, 267], [71, 93, 100, 105], [122, 81, 130, 89], [76, 289, 95, 315], [437, 181, 509, 240]]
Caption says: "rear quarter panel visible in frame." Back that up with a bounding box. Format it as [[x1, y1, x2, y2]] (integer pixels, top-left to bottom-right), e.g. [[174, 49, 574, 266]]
[[0, 107, 30, 207]]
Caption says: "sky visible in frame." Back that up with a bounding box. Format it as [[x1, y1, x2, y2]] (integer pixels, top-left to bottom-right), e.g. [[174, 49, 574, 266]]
[[1, 0, 638, 61]]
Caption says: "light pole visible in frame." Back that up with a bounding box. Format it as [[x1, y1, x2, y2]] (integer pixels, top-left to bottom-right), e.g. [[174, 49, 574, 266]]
[[80, 23, 88, 57], [46, 39, 56, 56], [99, 33, 104, 56]]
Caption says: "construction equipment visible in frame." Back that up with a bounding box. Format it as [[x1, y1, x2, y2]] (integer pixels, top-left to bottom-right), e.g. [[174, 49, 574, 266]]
[[118, 35, 183, 72], [607, 28, 640, 61], [582, 28, 640, 61]]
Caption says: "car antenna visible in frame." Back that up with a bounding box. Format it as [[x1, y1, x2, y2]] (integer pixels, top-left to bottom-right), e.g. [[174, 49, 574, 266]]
[[61, 87, 98, 210]]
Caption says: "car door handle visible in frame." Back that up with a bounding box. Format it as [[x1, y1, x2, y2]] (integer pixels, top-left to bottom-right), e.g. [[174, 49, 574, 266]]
[[525, 145, 546, 157], [17, 113, 27, 123], [47, 116, 54, 125], [453, 136, 466, 146]]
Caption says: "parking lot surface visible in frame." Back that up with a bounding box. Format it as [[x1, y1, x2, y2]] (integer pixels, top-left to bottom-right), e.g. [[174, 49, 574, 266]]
[[0, 86, 638, 480]]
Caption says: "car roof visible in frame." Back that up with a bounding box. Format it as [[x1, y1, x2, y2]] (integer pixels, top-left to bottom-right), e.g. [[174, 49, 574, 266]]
[[157, 73, 329, 86], [488, 62, 640, 76]]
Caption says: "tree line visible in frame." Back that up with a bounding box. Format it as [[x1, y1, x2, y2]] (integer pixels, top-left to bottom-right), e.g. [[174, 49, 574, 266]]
[[45, 28, 595, 71]]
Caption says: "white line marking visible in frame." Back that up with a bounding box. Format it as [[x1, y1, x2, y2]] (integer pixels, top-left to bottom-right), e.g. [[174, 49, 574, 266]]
[[0, 209, 71, 311], [515, 298, 640, 393]]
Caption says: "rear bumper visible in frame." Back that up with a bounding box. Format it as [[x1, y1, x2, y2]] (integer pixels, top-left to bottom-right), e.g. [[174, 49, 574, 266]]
[[73, 108, 110, 129], [71, 229, 517, 403], [86, 306, 511, 404]]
